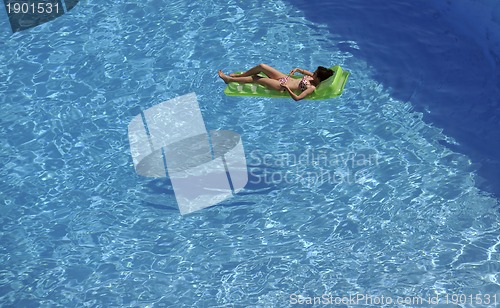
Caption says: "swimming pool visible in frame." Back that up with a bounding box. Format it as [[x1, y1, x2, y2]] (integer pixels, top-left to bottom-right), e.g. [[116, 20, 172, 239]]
[[0, 0, 499, 306]]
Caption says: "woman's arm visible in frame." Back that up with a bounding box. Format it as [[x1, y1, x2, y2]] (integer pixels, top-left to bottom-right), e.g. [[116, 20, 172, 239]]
[[289, 68, 314, 76], [282, 85, 316, 101]]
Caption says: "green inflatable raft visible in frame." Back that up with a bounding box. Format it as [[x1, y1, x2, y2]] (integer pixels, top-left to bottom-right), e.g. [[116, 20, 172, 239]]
[[223, 65, 349, 100]]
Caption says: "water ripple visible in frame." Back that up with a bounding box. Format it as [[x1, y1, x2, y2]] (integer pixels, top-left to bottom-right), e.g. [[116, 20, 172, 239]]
[[0, 0, 499, 306]]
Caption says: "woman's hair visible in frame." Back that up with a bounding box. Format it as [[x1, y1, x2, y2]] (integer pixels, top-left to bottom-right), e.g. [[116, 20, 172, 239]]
[[316, 66, 334, 81]]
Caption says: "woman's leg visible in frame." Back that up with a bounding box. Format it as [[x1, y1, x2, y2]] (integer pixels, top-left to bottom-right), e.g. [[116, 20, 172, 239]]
[[230, 63, 287, 80], [218, 70, 255, 84], [255, 77, 283, 91], [218, 70, 282, 91]]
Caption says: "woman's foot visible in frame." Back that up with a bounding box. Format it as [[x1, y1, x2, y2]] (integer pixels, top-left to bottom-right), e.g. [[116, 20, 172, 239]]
[[218, 70, 231, 84]]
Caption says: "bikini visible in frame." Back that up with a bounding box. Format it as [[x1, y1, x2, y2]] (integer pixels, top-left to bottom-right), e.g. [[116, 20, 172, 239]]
[[298, 76, 310, 91], [278, 76, 289, 85], [278, 75, 310, 91]]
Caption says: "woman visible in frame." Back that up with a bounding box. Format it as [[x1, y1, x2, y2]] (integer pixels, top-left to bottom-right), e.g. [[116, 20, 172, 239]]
[[218, 64, 334, 101]]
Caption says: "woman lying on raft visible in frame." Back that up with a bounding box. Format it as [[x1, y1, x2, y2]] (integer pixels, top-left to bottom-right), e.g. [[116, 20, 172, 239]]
[[218, 63, 334, 101]]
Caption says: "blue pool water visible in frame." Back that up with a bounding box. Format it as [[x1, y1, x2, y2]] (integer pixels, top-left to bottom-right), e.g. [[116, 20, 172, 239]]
[[0, 0, 499, 307]]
